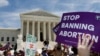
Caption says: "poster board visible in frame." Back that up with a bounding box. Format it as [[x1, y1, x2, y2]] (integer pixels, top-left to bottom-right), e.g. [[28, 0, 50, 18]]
[[25, 34, 37, 56], [53, 12, 100, 52]]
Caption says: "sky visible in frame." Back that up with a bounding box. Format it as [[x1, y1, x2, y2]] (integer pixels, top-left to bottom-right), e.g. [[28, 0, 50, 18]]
[[0, 0, 100, 28]]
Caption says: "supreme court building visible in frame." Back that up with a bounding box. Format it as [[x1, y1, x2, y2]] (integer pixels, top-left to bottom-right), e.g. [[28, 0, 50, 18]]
[[20, 10, 60, 42]]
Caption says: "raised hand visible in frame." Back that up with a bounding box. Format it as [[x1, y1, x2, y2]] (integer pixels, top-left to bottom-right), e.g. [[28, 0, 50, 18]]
[[77, 34, 94, 56]]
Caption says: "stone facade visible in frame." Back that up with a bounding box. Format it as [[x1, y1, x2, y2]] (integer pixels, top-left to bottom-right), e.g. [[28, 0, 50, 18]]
[[0, 28, 20, 45], [20, 10, 60, 42]]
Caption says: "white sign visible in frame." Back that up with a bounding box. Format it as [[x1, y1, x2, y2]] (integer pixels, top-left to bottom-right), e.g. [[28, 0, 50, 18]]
[[25, 34, 37, 56]]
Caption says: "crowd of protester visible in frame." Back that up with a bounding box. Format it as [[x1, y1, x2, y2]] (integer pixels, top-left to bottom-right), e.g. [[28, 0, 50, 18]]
[[35, 34, 100, 56], [0, 34, 100, 56], [0, 42, 24, 56]]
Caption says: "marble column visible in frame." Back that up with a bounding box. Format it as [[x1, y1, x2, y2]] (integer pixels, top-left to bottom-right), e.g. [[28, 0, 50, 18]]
[[26, 21, 29, 35], [48, 22, 51, 41], [21, 20, 23, 36], [43, 22, 46, 41], [32, 22, 35, 36], [53, 22, 56, 41], [37, 22, 40, 41]]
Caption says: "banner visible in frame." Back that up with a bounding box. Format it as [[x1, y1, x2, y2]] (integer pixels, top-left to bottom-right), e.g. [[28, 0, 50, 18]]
[[25, 34, 37, 56], [53, 12, 100, 52]]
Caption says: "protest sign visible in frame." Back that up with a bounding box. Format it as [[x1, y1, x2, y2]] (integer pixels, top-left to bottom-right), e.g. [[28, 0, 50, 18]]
[[25, 34, 37, 56], [53, 23, 61, 34], [53, 12, 100, 52]]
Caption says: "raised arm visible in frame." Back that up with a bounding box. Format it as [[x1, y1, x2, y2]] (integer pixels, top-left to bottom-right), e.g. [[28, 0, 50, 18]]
[[77, 34, 94, 56]]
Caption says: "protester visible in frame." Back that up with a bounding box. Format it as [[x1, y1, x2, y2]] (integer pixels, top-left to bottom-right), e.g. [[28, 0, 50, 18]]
[[3, 50, 7, 56], [50, 43, 64, 56], [43, 41, 51, 50], [14, 43, 17, 52], [63, 45, 69, 56], [41, 48, 48, 56], [35, 51, 40, 56], [70, 46, 78, 56], [18, 50, 24, 56]]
